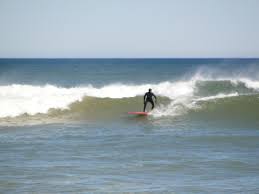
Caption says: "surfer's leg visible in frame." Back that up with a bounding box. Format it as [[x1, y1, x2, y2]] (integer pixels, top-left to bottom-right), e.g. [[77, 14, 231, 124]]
[[150, 100, 155, 109], [143, 101, 147, 112]]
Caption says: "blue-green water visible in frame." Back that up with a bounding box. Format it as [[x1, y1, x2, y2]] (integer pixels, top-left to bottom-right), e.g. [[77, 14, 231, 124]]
[[0, 59, 259, 193]]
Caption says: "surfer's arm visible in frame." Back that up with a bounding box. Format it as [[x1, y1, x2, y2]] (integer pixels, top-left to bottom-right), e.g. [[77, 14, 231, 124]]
[[144, 93, 147, 102], [153, 93, 157, 103]]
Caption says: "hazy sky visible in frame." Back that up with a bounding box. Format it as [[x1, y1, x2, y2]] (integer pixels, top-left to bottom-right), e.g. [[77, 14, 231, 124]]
[[0, 0, 259, 58]]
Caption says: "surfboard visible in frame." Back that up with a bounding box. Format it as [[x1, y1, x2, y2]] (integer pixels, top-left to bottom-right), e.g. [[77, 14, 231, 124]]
[[128, 111, 148, 116]]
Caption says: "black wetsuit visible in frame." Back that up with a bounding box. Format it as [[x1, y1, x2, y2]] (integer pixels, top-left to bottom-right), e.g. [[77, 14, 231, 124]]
[[143, 91, 157, 112]]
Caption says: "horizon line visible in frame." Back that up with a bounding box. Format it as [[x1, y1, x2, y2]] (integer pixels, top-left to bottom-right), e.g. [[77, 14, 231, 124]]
[[1, 57, 259, 60]]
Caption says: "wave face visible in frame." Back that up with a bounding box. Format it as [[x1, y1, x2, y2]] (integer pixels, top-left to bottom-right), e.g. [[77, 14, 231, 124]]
[[1, 70, 259, 125]]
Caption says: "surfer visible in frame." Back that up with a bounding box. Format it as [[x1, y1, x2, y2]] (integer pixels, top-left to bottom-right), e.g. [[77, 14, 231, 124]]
[[143, 88, 157, 112]]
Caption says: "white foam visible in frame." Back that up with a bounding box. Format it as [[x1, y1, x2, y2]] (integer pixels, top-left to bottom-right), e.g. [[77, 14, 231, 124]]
[[238, 78, 259, 90], [0, 84, 86, 117], [151, 97, 195, 118], [195, 93, 239, 102]]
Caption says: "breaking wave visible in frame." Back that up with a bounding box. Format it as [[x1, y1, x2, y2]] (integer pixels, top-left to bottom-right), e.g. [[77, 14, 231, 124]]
[[1, 72, 259, 125]]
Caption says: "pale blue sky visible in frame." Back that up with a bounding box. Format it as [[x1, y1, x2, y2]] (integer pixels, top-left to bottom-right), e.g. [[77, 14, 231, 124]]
[[0, 0, 259, 58]]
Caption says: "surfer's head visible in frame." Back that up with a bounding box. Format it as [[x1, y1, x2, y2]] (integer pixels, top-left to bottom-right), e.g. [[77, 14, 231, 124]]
[[149, 88, 152, 92]]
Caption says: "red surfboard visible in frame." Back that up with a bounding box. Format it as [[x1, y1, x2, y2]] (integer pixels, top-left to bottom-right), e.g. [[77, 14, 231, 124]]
[[128, 111, 148, 116]]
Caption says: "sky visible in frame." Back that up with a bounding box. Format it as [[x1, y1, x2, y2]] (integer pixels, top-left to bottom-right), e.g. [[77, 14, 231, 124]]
[[0, 0, 259, 58]]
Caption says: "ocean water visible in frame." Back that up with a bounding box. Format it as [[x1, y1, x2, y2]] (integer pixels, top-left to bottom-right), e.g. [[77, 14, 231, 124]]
[[0, 58, 259, 193]]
